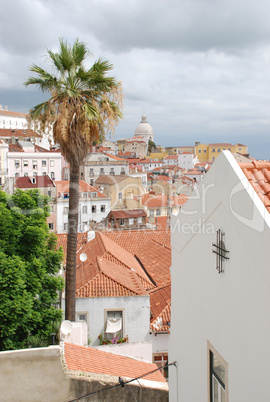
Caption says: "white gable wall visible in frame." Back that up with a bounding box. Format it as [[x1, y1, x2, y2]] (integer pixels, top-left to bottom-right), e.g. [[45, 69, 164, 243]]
[[169, 151, 270, 402]]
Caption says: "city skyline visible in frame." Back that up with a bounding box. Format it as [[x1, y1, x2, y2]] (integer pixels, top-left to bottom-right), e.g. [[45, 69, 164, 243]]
[[1, 0, 270, 159]]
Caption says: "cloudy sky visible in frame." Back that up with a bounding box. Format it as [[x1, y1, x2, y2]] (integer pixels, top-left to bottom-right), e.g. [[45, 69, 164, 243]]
[[1, 0, 270, 159]]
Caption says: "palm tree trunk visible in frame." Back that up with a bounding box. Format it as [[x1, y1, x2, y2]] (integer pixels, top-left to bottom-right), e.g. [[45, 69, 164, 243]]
[[65, 160, 80, 321]]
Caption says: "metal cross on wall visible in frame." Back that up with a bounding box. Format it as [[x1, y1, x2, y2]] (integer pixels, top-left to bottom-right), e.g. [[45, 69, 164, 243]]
[[212, 229, 230, 274]]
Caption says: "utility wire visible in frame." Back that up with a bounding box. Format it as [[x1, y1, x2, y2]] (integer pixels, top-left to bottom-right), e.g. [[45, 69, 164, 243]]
[[67, 360, 177, 402]]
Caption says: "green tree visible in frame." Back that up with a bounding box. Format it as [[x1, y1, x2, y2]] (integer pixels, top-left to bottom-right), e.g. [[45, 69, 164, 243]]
[[0, 190, 64, 351], [25, 39, 122, 321]]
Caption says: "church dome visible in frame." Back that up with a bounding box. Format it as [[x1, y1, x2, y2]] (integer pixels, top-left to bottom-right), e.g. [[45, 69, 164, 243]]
[[134, 114, 154, 139]]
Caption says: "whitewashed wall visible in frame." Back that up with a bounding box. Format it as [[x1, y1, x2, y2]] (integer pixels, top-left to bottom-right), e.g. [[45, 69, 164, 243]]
[[76, 295, 150, 346], [169, 151, 270, 402]]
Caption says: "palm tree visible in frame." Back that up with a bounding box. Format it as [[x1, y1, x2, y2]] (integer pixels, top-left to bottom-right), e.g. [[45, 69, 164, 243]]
[[25, 39, 122, 321]]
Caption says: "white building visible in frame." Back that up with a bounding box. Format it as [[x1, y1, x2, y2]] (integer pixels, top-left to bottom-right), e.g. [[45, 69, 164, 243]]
[[169, 151, 270, 402], [8, 141, 62, 181], [134, 113, 154, 144], [55, 180, 110, 233], [81, 152, 129, 186], [177, 151, 198, 169]]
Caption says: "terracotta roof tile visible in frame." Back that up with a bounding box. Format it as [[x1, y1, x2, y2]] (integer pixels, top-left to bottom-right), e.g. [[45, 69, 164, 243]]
[[54, 180, 106, 198], [75, 232, 154, 292], [16, 175, 55, 189], [149, 283, 171, 332], [240, 161, 270, 213], [135, 240, 171, 287], [64, 343, 166, 383], [0, 128, 41, 138], [103, 230, 171, 255], [109, 209, 147, 219]]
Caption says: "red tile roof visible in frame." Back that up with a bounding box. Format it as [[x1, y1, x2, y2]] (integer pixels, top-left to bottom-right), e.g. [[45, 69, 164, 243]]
[[165, 155, 178, 160], [0, 110, 27, 117], [135, 240, 171, 287], [54, 180, 106, 198], [56, 232, 88, 263], [64, 343, 166, 383], [75, 232, 154, 292], [0, 128, 41, 138], [240, 161, 270, 213], [102, 230, 171, 255], [149, 283, 171, 332], [16, 175, 55, 189], [95, 175, 127, 185], [109, 209, 147, 219]]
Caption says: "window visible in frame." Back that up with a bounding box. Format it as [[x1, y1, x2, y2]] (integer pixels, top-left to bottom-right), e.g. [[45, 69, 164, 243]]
[[118, 192, 123, 200], [111, 217, 115, 226], [104, 309, 123, 340], [42, 172, 46, 176], [64, 223, 68, 231], [129, 218, 134, 225], [150, 210, 154, 217], [208, 342, 228, 402], [90, 168, 94, 175], [82, 206, 87, 214], [101, 205, 106, 212], [198, 149, 201, 153], [138, 217, 142, 224], [156, 209, 161, 216], [110, 168, 115, 175], [120, 218, 125, 226], [121, 167, 125, 175], [14, 160, 19, 168], [50, 160, 55, 167], [24, 172, 28, 177], [153, 353, 168, 378], [42, 160, 46, 167], [100, 167, 104, 174], [64, 207, 69, 214], [23, 159, 28, 167], [217, 148, 221, 152], [91, 192, 97, 198], [50, 172, 55, 180], [48, 190, 52, 197], [92, 205, 96, 213], [48, 223, 54, 230], [15, 173, 20, 177], [32, 160, 37, 169], [203, 149, 207, 153], [212, 148, 215, 152]]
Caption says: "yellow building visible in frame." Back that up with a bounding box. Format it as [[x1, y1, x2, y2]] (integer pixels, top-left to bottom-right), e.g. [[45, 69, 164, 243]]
[[195, 143, 248, 162], [165, 146, 194, 155]]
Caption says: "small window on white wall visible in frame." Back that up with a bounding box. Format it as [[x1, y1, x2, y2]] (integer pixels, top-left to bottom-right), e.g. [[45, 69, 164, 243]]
[[104, 309, 123, 340], [208, 342, 228, 402]]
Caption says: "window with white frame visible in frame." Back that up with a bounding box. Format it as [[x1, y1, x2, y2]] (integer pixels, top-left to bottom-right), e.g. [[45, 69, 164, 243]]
[[15, 172, 19, 177], [156, 209, 161, 216], [91, 192, 97, 198], [48, 223, 54, 230], [101, 205, 106, 212], [110, 168, 115, 175], [42, 160, 46, 167], [120, 218, 125, 226], [50, 172, 55, 180], [50, 160, 55, 167], [82, 205, 87, 214], [150, 210, 154, 217], [23, 159, 28, 167], [32, 160, 37, 169], [208, 342, 228, 402], [137, 217, 142, 224], [129, 218, 134, 225], [92, 205, 96, 213], [104, 309, 123, 340], [118, 192, 123, 200], [63, 223, 68, 231], [14, 160, 19, 168], [100, 167, 104, 174], [90, 168, 94, 175]]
